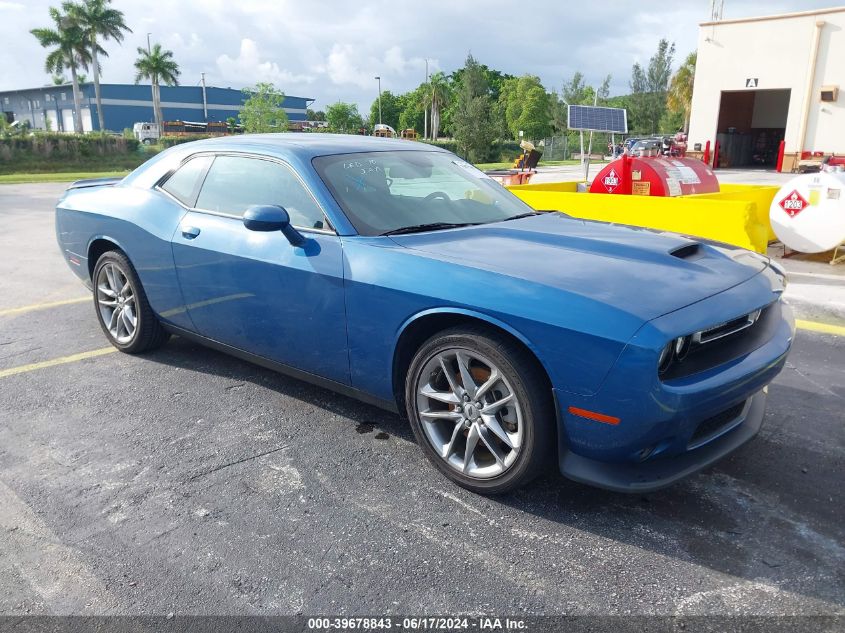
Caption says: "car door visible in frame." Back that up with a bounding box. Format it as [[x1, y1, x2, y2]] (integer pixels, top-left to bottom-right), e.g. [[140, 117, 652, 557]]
[[170, 153, 349, 385]]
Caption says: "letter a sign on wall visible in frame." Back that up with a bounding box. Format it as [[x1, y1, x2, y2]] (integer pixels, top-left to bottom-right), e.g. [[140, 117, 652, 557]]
[[746, 78, 759, 88]]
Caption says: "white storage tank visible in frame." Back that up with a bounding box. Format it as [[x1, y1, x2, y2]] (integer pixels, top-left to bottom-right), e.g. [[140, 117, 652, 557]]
[[769, 170, 845, 253]]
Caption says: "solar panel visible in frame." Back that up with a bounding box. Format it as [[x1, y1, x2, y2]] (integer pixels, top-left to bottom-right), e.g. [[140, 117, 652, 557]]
[[567, 105, 628, 133]]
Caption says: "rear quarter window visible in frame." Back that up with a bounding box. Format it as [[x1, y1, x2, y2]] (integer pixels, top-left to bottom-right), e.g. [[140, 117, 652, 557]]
[[159, 155, 213, 206]]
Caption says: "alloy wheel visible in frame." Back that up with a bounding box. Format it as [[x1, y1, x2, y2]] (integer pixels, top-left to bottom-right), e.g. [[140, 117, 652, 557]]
[[415, 348, 523, 479], [96, 262, 137, 344]]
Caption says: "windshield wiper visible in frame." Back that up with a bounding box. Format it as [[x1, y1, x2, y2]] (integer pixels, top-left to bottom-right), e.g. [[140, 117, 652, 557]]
[[380, 222, 481, 236], [503, 211, 546, 221]]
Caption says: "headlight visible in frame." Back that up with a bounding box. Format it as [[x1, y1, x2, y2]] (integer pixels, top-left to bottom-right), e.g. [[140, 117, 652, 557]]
[[769, 260, 788, 289], [674, 335, 691, 360], [659, 335, 692, 375], [658, 343, 673, 374]]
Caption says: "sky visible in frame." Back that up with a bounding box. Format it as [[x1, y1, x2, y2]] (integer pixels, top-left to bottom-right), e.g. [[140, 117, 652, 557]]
[[0, 0, 839, 112]]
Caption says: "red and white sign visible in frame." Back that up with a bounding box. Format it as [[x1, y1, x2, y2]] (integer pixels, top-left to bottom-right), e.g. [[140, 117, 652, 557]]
[[779, 190, 809, 217], [602, 169, 620, 193]]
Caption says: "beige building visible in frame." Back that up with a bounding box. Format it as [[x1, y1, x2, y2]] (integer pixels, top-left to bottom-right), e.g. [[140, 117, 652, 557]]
[[687, 6, 845, 171]]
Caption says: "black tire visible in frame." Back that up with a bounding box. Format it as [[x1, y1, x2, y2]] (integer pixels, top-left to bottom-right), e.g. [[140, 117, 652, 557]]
[[92, 250, 170, 353], [405, 325, 554, 494]]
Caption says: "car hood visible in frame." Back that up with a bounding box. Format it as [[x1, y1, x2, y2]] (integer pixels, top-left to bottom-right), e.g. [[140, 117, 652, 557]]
[[388, 213, 767, 322]]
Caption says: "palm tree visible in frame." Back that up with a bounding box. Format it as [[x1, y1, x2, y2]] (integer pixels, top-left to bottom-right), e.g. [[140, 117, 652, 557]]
[[134, 43, 180, 131], [64, 0, 131, 132], [428, 72, 450, 140], [31, 7, 91, 133], [667, 51, 697, 134]]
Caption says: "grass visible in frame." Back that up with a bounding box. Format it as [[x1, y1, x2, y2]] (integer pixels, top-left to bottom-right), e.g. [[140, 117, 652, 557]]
[[0, 170, 132, 184], [474, 159, 586, 170]]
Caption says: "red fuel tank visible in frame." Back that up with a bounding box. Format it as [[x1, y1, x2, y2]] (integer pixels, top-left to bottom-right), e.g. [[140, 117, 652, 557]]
[[589, 154, 720, 196]]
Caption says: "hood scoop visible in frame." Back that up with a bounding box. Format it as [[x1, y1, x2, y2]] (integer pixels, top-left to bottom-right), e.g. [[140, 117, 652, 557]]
[[670, 243, 703, 260]]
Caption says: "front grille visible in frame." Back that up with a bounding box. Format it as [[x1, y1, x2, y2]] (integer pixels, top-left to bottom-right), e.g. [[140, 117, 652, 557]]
[[694, 308, 762, 345], [688, 401, 746, 449]]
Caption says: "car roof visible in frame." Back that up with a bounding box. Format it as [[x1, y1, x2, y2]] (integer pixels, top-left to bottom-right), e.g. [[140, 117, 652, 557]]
[[181, 133, 448, 160]]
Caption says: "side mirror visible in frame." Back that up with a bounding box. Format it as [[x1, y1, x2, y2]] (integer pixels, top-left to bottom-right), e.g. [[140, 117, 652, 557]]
[[243, 205, 305, 246]]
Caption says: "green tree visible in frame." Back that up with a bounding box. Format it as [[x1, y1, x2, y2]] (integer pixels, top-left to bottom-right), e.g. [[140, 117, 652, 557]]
[[134, 43, 180, 130], [426, 71, 451, 139], [597, 74, 612, 105], [445, 62, 512, 138], [306, 108, 327, 121], [666, 51, 696, 133], [398, 86, 425, 134], [64, 0, 131, 132], [325, 101, 363, 133], [629, 39, 675, 134], [239, 82, 288, 133], [368, 90, 401, 131], [30, 6, 91, 132], [499, 74, 551, 141], [561, 71, 595, 106], [451, 54, 496, 162]]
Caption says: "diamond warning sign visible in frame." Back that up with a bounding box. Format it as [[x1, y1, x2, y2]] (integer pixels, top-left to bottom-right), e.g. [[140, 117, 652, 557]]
[[778, 190, 809, 217], [602, 169, 620, 193]]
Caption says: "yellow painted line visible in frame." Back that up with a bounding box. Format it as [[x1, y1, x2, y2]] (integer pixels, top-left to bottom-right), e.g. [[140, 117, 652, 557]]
[[796, 319, 845, 337], [0, 347, 117, 379], [0, 296, 89, 317]]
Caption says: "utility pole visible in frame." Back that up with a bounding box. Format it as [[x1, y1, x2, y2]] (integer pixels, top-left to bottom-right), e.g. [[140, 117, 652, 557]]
[[585, 91, 598, 182], [374, 76, 382, 125], [146, 33, 158, 128], [201, 72, 208, 122], [710, 0, 725, 21]]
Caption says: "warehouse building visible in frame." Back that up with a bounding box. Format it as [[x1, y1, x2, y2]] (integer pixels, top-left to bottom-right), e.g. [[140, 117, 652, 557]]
[[687, 6, 844, 171], [0, 83, 313, 132]]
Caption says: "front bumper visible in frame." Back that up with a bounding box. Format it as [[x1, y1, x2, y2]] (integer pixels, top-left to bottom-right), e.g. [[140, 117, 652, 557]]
[[552, 269, 794, 493], [558, 389, 766, 493]]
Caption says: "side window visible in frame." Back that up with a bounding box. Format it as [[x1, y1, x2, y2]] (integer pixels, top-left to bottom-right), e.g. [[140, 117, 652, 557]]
[[160, 155, 213, 206], [195, 155, 327, 229]]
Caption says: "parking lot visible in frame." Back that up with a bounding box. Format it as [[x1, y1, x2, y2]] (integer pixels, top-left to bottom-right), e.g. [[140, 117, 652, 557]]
[[1, 182, 844, 617]]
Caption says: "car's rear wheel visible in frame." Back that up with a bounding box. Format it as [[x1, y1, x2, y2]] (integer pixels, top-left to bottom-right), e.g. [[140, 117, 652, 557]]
[[405, 326, 554, 494], [93, 250, 169, 353]]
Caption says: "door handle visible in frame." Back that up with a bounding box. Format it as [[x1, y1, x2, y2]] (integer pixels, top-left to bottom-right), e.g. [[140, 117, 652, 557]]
[[181, 225, 200, 239]]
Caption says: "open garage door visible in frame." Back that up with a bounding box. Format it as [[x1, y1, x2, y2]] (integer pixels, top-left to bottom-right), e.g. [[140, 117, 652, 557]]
[[715, 89, 790, 168]]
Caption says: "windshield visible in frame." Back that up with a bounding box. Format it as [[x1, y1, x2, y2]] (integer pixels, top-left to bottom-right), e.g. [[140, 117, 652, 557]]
[[313, 151, 536, 236]]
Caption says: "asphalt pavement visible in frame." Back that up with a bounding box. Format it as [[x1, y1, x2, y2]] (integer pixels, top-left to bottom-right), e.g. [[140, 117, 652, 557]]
[[0, 183, 843, 619]]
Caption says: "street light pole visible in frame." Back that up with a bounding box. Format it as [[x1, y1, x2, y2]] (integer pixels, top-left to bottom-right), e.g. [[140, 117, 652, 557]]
[[374, 76, 382, 125]]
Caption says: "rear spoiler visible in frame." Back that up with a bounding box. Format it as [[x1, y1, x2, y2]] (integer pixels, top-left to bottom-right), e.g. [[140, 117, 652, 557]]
[[66, 177, 123, 191]]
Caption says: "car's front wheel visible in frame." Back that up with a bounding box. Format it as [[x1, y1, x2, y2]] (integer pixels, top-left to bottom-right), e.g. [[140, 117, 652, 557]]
[[93, 250, 170, 353], [405, 326, 554, 494]]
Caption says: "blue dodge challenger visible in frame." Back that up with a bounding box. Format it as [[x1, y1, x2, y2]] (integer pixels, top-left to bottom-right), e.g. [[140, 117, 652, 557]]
[[56, 134, 794, 494]]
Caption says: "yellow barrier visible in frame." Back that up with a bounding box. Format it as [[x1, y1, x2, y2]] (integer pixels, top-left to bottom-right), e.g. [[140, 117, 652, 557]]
[[685, 184, 779, 242], [506, 182, 773, 254]]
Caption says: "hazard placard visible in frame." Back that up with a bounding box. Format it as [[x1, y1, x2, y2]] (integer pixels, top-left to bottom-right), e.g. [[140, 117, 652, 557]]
[[778, 190, 809, 217], [602, 169, 620, 193]]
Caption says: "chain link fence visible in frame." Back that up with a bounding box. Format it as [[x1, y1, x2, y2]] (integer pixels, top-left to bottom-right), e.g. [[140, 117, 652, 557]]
[[536, 132, 625, 161]]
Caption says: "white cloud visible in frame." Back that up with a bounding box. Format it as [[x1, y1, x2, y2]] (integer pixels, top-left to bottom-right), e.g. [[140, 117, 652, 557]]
[[4, 0, 841, 110], [216, 39, 315, 87], [320, 43, 428, 92]]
